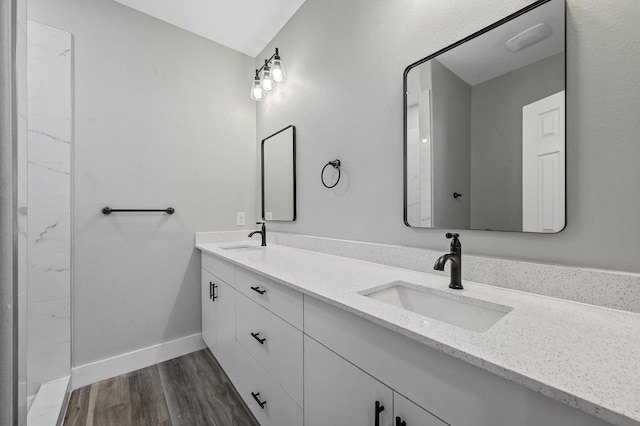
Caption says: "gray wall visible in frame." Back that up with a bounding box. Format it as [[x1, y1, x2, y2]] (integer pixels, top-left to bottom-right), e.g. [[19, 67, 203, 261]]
[[470, 53, 565, 231], [431, 59, 471, 229], [29, 0, 256, 365], [257, 0, 640, 273]]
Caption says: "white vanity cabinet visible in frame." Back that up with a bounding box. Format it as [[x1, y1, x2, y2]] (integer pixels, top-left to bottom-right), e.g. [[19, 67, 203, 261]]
[[201, 252, 303, 425], [199, 249, 613, 426]]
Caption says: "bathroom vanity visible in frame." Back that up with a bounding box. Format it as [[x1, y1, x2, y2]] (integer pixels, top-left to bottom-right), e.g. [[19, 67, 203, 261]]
[[196, 241, 640, 426]]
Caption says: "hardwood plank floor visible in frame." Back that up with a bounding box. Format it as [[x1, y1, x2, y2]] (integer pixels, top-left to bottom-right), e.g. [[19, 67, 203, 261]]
[[64, 349, 259, 426]]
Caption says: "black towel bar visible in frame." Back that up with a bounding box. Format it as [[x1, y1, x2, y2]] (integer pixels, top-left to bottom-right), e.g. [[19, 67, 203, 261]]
[[102, 207, 175, 215]]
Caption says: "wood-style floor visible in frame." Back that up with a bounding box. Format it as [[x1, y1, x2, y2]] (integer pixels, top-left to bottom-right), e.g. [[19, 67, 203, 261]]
[[63, 349, 259, 426]]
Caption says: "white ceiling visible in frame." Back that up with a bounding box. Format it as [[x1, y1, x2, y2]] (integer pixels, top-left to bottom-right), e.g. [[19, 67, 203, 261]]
[[112, 0, 307, 58], [406, 0, 563, 105], [437, 0, 564, 86]]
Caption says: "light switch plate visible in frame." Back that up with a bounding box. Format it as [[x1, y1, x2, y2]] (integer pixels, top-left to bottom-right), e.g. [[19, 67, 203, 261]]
[[236, 212, 245, 226]]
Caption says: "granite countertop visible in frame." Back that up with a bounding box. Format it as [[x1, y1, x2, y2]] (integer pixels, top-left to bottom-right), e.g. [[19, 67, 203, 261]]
[[196, 241, 640, 426]]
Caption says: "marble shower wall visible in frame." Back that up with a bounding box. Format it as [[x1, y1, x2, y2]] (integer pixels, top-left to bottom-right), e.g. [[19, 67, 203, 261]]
[[27, 21, 72, 397], [17, 0, 28, 421]]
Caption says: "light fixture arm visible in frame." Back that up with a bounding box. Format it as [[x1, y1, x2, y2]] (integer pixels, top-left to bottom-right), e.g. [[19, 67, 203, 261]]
[[256, 48, 280, 75]]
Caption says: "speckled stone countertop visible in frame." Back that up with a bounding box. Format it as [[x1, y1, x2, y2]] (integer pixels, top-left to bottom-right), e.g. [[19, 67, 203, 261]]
[[196, 241, 640, 426]]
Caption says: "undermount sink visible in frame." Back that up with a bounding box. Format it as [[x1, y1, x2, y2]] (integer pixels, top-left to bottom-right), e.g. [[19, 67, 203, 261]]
[[219, 245, 262, 252], [360, 281, 512, 332]]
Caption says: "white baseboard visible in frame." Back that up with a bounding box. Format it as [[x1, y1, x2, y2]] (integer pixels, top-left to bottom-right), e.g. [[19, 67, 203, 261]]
[[71, 333, 205, 390]]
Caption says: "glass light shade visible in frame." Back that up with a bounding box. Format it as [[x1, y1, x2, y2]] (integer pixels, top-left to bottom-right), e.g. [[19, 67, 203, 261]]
[[261, 65, 274, 92], [250, 76, 264, 101], [272, 57, 287, 83]]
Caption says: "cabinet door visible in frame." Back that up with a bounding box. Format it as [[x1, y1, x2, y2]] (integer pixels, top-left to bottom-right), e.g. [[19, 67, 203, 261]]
[[215, 279, 236, 381], [304, 335, 392, 426], [201, 269, 217, 349], [394, 392, 449, 426]]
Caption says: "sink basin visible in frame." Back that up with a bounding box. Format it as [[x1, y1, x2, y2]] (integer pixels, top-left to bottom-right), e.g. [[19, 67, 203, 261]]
[[360, 281, 512, 332], [219, 245, 262, 252]]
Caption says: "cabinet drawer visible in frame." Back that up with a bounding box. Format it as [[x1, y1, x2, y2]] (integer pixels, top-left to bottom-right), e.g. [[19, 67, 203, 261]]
[[202, 252, 235, 286], [234, 340, 303, 426], [236, 292, 303, 407], [235, 267, 303, 330]]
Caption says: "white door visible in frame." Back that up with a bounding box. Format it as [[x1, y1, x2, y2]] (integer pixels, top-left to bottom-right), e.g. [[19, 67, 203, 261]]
[[304, 335, 393, 426], [522, 91, 565, 232], [201, 269, 217, 349]]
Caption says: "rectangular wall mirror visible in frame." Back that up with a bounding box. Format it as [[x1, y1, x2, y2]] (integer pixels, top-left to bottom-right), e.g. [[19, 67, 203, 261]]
[[404, 0, 565, 233], [262, 125, 296, 221]]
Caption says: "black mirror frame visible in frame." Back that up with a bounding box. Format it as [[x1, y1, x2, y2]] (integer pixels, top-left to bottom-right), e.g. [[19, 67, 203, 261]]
[[261, 125, 297, 222], [402, 0, 566, 233]]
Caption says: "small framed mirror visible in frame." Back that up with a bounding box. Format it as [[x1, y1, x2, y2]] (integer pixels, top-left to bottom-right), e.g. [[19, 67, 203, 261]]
[[404, 0, 565, 233], [262, 125, 296, 221]]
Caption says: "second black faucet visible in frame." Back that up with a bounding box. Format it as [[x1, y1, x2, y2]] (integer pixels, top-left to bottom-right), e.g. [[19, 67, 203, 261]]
[[433, 232, 463, 290], [248, 221, 267, 247]]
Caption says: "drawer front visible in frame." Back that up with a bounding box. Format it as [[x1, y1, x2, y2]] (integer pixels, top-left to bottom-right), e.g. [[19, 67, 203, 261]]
[[234, 340, 303, 426], [202, 252, 235, 286], [236, 292, 303, 407], [235, 267, 303, 330]]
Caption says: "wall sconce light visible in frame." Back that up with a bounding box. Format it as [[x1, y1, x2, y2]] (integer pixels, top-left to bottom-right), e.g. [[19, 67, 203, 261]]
[[250, 48, 287, 101]]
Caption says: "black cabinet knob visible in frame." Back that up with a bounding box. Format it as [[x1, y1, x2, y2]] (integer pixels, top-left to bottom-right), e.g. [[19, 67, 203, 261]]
[[251, 392, 267, 409], [251, 332, 266, 345], [250, 285, 266, 295], [375, 401, 385, 426], [209, 282, 218, 301]]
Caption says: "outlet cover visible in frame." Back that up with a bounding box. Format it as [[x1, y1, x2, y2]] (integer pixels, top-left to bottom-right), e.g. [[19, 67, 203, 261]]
[[236, 212, 245, 226]]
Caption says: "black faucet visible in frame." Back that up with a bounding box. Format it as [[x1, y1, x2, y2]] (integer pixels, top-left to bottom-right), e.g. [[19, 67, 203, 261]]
[[433, 232, 463, 290], [248, 221, 267, 247]]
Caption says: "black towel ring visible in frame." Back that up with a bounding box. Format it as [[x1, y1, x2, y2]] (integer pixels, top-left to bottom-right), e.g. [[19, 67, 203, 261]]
[[321, 159, 341, 189]]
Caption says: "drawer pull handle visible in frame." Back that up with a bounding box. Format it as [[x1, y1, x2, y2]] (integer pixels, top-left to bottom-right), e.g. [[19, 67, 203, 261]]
[[251, 332, 266, 345], [210, 282, 218, 301], [396, 417, 406, 426], [251, 392, 267, 409], [375, 401, 385, 426], [250, 286, 267, 295]]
